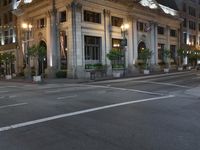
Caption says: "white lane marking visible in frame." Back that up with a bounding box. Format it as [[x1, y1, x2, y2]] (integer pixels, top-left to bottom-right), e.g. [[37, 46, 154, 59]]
[[83, 84, 163, 96], [0, 103, 28, 109], [45, 86, 94, 94], [57, 95, 77, 100], [0, 95, 174, 132], [133, 81, 189, 88], [94, 72, 194, 84], [0, 91, 8, 93], [0, 86, 17, 89], [45, 90, 60, 93], [9, 95, 17, 99]]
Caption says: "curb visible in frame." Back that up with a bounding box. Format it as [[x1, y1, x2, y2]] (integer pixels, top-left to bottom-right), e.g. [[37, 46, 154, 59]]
[[0, 70, 194, 84]]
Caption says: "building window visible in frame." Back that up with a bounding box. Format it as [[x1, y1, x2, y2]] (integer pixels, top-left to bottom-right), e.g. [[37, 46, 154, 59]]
[[0, 33, 2, 46], [9, 29, 13, 43], [183, 32, 187, 44], [157, 26, 164, 35], [188, 6, 196, 17], [183, 3, 186, 12], [183, 18, 187, 27], [189, 34, 196, 45], [4, 14, 8, 24], [158, 43, 164, 60], [4, 31, 9, 44], [137, 22, 147, 32], [84, 10, 101, 24], [112, 38, 122, 50], [84, 36, 101, 63], [3, 0, 7, 6], [170, 45, 176, 62], [199, 23, 200, 31], [9, 12, 12, 22], [189, 20, 196, 30], [111, 16, 123, 27], [199, 36, 200, 45], [37, 18, 45, 28], [59, 11, 66, 23], [170, 29, 176, 37]]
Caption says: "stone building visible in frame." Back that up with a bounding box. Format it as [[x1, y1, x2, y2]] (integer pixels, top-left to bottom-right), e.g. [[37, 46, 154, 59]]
[[14, 0, 181, 78], [0, 0, 19, 74], [174, 0, 200, 66]]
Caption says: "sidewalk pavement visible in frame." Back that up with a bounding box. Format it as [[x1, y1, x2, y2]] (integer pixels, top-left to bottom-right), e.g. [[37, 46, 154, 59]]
[[0, 70, 196, 85]]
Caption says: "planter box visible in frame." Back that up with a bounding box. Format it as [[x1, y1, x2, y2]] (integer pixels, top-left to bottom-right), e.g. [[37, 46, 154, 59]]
[[33, 76, 42, 82], [5, 75, 12, 80], [164, 68, 169, 73], [178, 67, 183, 71], [187, 66, 192, 70], [112, 72, 121, 78], [112, 68, 124, 78], [143, 69, 150, 75]]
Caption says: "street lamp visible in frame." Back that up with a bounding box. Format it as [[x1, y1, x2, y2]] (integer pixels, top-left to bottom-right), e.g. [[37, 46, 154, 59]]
[[121, 23, 129, 76]]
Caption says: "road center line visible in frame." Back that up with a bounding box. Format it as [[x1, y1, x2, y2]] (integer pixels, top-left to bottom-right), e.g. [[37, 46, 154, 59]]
[[133, 81, 189, 88], [0, 91, 8, 93], [57, 95, 77, 100], [0, 103, 28, 109], [84, 84, 163, 96], [0, 95, 174, 132]]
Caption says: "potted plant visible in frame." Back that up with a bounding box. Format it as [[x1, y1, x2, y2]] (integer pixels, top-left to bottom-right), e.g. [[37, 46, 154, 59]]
[[107, 49, 124, 77], [163, 49, 171, 73], [177, 47, 188, 71], [28, 44, 46, 82], [2, 52, 15, 80], [139, 48, 152, 74]]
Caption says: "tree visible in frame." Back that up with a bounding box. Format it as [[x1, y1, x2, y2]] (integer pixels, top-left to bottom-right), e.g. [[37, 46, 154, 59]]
[[107, 49, 124, 68], [28, 44, 46, 76], [2, 52, 15, 75], [177, 47, 187, 67], [139, 48, 152, 70], [163, 49, 171, 68]]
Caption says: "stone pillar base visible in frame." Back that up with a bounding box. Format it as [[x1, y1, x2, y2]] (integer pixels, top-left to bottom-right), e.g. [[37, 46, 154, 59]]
[[24, 65, 31, 79], [106, 65, 112, 76], [45, 67, 57, 78], [128, 64, 140, 75], [150, 64, 160, 72]]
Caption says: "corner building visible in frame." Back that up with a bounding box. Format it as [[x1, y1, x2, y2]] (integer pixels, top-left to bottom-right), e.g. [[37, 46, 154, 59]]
[[16, 0, 181, 78]]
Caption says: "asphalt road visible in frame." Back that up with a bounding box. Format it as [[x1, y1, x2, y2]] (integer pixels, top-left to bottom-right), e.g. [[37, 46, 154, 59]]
[[0, 71, 200, 150]]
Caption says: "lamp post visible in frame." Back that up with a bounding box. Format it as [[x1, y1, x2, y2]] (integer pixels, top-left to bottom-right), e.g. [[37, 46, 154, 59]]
[[121, 23, 129, 76]]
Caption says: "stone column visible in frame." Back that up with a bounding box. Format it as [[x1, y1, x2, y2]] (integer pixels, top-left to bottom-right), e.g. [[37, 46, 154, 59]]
[[45, 0, 60, 78], [166, 25, 170, 50], [133, 19, 138, 64], [150, 22, 159, 70], [67, 2, 82, 78], [103, 9, 112, 75], [127, 17, 134, 73], [46, 12, 51, 67]]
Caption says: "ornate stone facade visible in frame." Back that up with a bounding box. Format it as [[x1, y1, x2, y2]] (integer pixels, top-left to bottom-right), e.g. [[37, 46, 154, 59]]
[[10, 0, 181, 78]]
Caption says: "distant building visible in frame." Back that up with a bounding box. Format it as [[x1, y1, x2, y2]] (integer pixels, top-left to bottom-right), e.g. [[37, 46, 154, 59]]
[[0, 0, 19, 74], [12, 0, 181, 78], [175, 0, 200, 48]]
